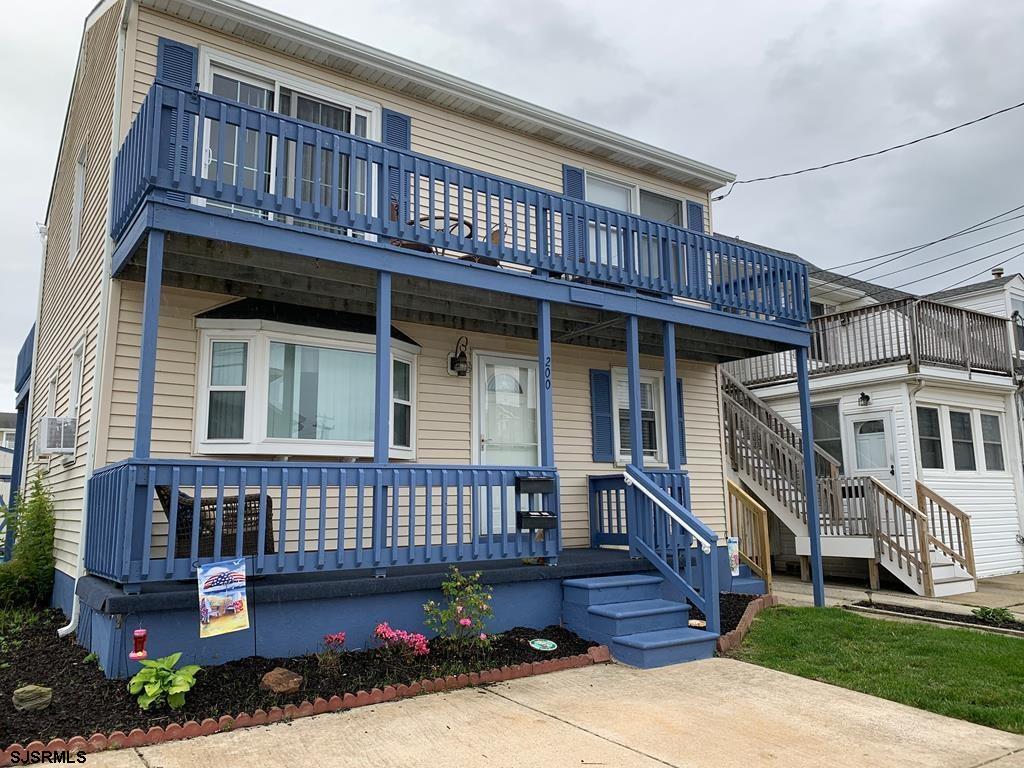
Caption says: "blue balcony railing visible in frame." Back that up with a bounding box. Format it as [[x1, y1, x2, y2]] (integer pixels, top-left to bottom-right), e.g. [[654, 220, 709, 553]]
[[84, 459, 560, 585], [14, 325, 33, 394], [112, 81, 810, 324]]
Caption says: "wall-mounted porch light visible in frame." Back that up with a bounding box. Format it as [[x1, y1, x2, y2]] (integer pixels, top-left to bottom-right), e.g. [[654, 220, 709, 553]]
[[448, 336, 471, 377], [858, 392, 871, 406]]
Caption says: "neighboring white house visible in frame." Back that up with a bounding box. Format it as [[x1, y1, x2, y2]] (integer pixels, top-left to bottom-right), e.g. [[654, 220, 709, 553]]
[[724, 256, 1024, 595]]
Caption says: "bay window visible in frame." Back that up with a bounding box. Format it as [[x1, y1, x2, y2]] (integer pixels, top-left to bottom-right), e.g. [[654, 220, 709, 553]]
[[196, 322, 417, 458]]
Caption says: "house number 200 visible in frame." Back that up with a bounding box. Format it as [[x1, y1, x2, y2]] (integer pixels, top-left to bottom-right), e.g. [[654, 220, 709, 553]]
[[543, 356, 552, 390]]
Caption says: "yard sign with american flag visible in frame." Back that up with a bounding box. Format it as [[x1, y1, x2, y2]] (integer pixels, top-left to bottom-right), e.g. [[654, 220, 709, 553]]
[[197, 558, 250, 638]]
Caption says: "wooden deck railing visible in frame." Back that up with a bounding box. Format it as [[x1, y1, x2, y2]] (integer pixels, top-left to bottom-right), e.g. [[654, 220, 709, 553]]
[[916, 481, 977, 578], [111, 81, 810, 324], [84, 459, 559, 585], [725, 298, 1012, 386], [726, 480, 772, 592], [865, 477, 933, 594]]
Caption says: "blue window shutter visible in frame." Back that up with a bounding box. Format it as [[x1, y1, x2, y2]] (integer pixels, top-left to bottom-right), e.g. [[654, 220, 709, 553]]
[[676, 377, 687, 465], [156, 39, 198, 203], [590, 369, 614, 463], [382, 109, 412, 222], [382, 109, 412, 150], [686, 200, 705, 234], [156, 38, 198, 89], [562, 165, 585, 199], [563, 165, 586, 263]]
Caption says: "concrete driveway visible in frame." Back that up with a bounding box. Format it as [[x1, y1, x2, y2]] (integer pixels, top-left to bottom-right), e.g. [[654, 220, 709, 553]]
[[85, 659, 1024, 768]]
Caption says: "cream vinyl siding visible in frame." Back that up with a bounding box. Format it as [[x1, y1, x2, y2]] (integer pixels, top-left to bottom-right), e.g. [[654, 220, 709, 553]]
[[27, 2, 121, 577], [101, 285, 729, 549], [121, 8, 711, 222]]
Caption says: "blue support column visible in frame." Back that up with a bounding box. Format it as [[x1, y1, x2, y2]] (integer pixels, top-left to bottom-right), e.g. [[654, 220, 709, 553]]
[[625, 315, 644, 556], [134, 230, 164, 460], [373, 272, 392, 463], [537, 300, 554, 468], [662, 322, 680, 472], [796, 346, 825, 607], [373, 272, 392, 576], [625, 316, 644, 469]]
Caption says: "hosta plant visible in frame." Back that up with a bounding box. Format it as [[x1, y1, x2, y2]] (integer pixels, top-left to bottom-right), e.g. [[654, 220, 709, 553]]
[[128, 652, 201, 710]]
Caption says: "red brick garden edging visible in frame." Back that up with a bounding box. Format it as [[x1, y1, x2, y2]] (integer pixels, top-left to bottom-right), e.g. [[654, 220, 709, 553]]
[[2, 646, 611, 765], [716, 594, 780, 654]]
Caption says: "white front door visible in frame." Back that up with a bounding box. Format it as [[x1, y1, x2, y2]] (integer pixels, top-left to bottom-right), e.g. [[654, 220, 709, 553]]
[[474, 355, 540, 536], [475, 355, 540, 466], [845, 410, 898, 491]]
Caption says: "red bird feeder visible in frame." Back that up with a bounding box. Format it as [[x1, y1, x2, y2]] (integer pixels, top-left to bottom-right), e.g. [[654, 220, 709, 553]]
[[129, 628, 148, 661]]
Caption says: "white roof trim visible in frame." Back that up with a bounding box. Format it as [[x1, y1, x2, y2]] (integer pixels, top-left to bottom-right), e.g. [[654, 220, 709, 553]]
[[140, 0, 736, 190]]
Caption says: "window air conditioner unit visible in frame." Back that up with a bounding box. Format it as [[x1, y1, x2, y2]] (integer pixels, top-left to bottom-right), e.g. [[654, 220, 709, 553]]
[[39, 417, 76, 455]]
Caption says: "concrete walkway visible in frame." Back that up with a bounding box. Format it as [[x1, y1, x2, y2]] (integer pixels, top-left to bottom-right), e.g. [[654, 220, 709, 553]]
[[83, 659, 1024, 768], [773, 573, 1024, 621]]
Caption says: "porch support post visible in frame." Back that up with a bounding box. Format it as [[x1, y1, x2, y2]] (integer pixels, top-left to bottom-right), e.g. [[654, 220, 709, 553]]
[[373, 271, 392, 463], [625, 315, 644, 469], [626, 315, 643, 557], [134, 230, 164, 460], [797, 346, 825, 607], [663, 321, 681, 472], [372, 271, 392, 576], [537, 300, 554, 468]]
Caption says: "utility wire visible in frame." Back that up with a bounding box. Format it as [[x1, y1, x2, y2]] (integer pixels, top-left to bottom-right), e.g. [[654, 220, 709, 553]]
[[809, 203, 1024, 302], [713, 98, 1024, 201], [859, 229, 1024, 282]]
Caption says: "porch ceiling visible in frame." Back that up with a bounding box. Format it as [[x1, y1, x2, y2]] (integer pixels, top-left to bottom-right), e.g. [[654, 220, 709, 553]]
[[120, 233, 794, 364]]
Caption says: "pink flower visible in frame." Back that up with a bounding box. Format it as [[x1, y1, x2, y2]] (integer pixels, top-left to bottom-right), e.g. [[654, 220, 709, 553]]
[[323, 631, 346, 649], [459, 617, 472, 627], [375, 622, 429, 656], [479, 633, 488, 641]]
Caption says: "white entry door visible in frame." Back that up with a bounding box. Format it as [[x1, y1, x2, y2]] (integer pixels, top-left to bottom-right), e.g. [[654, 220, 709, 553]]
[[474, 355, 540, 535], [845, 411, 898, 491]]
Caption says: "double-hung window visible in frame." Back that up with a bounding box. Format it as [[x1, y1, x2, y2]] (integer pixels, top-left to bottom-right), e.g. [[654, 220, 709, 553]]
[[197, 322, 417, 458], [916, 406, 943, 469], [981, 412, 1005, 471], [811, 403, 844, 472], [948, 409, 977, 471], [611, 369, 664, 464]]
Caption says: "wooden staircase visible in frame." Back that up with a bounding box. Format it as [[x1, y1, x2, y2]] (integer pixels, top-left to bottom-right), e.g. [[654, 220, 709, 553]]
[[721, 370, 976, 597]]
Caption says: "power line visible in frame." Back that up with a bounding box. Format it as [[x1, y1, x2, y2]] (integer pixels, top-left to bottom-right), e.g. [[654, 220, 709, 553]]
[[861, 228, 1024, 282], [933, 249, 1024, 293], [714, 98, 1024, 201], [809, 202, 1024, 302]]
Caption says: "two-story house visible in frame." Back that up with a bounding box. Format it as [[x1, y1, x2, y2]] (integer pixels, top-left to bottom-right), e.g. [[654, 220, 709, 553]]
[[14, 0, 820, 676], [725, 253, 1024, 597]]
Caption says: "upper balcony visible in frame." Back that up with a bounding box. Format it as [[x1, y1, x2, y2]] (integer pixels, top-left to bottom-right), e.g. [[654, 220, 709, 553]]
[[726, 297, 1014, 387], [111, 81, 810, 331]]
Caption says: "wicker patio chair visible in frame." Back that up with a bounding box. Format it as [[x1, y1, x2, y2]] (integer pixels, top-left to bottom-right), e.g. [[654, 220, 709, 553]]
[[155, 486, 276, 560]]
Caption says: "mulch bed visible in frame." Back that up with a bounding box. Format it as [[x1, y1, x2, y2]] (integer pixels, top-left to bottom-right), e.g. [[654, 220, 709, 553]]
[[854, 601, 1024, 632], [2, 610, 596, 749], [688, 591, 759, 634]]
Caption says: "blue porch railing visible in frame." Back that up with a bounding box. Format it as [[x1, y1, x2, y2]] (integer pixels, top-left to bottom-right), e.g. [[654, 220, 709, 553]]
[[611, 466, 720, 634], [112, 81, 809, 324], [14, 326, 33, 395], [84, 459, 559, 585], [588, 469, 690, 546]]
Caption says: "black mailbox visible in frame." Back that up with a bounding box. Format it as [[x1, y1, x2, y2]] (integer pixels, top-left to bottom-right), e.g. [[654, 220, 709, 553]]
[[516, 509, 558, 530], [515, 476, 556, 495]]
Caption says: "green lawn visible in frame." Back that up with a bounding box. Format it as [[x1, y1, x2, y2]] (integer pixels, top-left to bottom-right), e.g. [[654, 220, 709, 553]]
[[730, 606, 1024, 734]]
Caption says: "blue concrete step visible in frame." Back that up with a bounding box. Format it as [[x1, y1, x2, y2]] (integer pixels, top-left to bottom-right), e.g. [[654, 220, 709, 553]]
[[583, 599, 689, 639], [562, 574, 664, 606], [610, 627, 719, 668], [729, 575, 767, 595]]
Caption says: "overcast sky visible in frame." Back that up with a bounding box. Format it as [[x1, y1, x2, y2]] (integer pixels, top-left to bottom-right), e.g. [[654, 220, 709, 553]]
[[1, 0, 1023, 406]]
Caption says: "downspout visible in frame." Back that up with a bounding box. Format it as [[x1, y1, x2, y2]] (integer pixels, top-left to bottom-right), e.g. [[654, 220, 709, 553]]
[[907, 376, 925, 479], [59, 0, 133, 638]]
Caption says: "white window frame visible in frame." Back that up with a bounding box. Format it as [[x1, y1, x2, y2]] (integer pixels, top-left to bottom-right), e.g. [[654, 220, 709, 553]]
[[610, 367, 666, 466], [195, 319, 418, 459], [63, 338, 86, 464], [979, 410, 1006, 472], [916, 403, 1009, 476], [390, 357, 415, 452], [69, 145, 87, 265]]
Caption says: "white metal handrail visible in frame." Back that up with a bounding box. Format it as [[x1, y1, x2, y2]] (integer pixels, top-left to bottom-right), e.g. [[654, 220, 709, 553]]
[[623, 468, 713, 554]]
